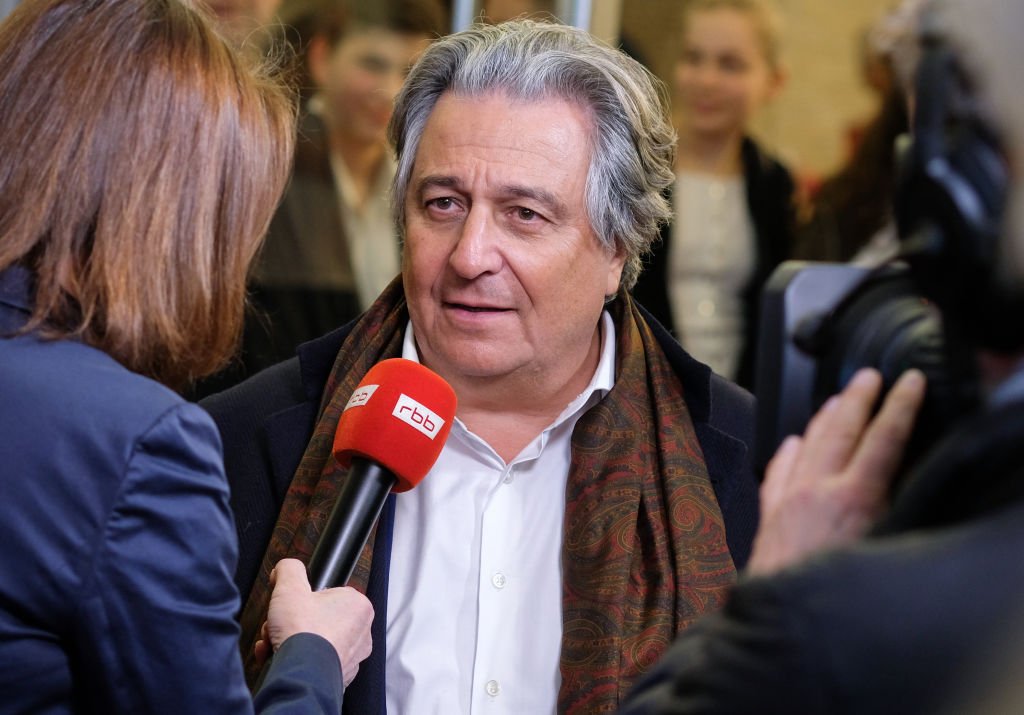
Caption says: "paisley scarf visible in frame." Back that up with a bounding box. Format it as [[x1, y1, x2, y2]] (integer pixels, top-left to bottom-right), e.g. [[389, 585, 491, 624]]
[[239, 279, 737, 711]]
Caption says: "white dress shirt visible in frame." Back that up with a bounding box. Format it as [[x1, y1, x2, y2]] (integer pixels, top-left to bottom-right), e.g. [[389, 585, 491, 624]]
[[385, 313, 617, 714]]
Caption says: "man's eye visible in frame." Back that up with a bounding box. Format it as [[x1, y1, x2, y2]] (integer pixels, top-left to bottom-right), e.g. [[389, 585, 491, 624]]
[[516, 207, 538, 221], [429, 197, 454, 210]]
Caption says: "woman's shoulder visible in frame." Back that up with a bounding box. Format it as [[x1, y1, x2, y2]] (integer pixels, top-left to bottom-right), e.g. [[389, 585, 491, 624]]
[[3, 332, 182, 412], [0, 333, 214, 474], [0, 333, 224, 608]]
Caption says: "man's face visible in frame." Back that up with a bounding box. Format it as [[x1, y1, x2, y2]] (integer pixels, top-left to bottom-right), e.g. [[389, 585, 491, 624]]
[[402, 91, 625, 390]]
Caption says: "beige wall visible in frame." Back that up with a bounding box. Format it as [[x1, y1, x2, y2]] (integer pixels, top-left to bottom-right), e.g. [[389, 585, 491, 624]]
[[621, 0, 899, 181]]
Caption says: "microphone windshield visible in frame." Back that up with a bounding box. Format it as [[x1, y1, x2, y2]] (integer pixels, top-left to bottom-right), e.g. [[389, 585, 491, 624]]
[[333, 358, 457, 491]]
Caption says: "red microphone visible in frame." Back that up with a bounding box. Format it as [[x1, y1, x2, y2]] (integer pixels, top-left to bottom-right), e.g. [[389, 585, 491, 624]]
[[306, 358, 456, 590]]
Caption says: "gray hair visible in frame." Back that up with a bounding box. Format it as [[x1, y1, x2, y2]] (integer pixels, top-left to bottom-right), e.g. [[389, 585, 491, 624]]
[[388, 19, 676, 291]]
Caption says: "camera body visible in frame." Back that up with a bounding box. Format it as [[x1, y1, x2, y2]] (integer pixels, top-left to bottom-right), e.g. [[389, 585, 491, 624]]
[[753, 260, 976, 475]]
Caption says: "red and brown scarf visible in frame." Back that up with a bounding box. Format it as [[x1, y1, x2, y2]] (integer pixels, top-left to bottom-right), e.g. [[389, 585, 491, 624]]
[[240, 279, 737, 712]]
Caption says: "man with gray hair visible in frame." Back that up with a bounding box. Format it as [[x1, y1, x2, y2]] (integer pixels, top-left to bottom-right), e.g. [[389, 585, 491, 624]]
[[621, 0, 1024, 711], [203, 18, 760, 714]]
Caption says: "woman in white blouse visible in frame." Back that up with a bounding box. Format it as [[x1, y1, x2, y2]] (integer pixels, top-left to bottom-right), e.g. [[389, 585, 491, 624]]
[[633, 0, 796, 390]]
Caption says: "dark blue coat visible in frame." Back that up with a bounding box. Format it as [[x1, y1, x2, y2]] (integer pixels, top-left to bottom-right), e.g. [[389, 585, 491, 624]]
[[0, 266, 342, 714]]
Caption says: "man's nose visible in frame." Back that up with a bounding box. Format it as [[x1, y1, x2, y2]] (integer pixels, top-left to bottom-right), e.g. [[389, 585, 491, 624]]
[[447, 205, 503, 278]]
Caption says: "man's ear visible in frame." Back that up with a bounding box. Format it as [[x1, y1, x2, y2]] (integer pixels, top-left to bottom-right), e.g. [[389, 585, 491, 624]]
[[605, 244, 627, 298]]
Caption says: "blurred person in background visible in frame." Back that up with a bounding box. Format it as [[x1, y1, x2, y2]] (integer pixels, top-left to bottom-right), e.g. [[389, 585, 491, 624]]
[[0, 0, 373, 711], [202, 0, 446, 395], [632, 0, 795, 391]]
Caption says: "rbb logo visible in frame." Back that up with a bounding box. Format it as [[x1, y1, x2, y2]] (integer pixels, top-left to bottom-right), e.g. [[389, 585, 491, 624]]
[[344, 384, 378, 412], [393, 394, 445, 440]]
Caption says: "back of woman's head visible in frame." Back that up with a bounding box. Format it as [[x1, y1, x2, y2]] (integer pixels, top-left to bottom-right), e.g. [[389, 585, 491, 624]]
[[0, 0, 296, 388]]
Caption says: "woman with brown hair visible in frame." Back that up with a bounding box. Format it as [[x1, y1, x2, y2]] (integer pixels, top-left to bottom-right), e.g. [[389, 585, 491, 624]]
[[0, 0, 371, 712]]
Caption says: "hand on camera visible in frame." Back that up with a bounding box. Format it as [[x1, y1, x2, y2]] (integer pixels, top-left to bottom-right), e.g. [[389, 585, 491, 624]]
[[748, 368, 927, 576]]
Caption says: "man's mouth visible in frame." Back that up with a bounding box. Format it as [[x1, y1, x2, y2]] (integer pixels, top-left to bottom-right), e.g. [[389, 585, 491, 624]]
[[446, 302, 510, 313]]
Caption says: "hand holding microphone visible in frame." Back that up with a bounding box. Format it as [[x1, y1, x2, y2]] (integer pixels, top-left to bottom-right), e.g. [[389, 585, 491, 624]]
[[256, 558, 374, 687], [254, 359, 456, 684]]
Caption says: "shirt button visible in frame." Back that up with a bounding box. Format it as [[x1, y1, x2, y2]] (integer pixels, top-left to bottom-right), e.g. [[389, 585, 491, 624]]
[[503, 472, 514, 484], [491, 572, 507, 589], [485, 679, 501, 697], [698, 299, 716, 317]]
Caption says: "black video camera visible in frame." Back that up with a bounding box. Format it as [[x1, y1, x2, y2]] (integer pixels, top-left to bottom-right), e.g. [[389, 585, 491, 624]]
[[752, 26, 1013, 478]]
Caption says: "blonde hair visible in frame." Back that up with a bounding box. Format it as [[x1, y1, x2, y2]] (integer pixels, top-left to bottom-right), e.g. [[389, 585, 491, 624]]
[[0, 0, 297, 388], [680, 0, 785, 71]]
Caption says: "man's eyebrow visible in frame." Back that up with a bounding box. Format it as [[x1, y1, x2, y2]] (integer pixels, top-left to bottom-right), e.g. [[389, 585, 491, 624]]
[[412, 176, 569, 220], [414, 175, 461, 197], [503, 185, 568, 221]]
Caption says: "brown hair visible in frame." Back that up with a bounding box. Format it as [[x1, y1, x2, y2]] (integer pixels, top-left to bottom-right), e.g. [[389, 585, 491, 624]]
[[0, 0, 296, 389], [680, 0, 784, 71]]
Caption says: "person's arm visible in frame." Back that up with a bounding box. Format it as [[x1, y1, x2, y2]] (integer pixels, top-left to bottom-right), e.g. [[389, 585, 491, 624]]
[[72, 402, 371, 714], [252, 633, 345, 713], [620, 570, 831, 715]]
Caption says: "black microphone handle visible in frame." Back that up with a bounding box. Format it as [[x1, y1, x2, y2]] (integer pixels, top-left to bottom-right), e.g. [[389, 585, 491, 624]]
[[253, 457, 395, 691], [306, 456, 396, 591]]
